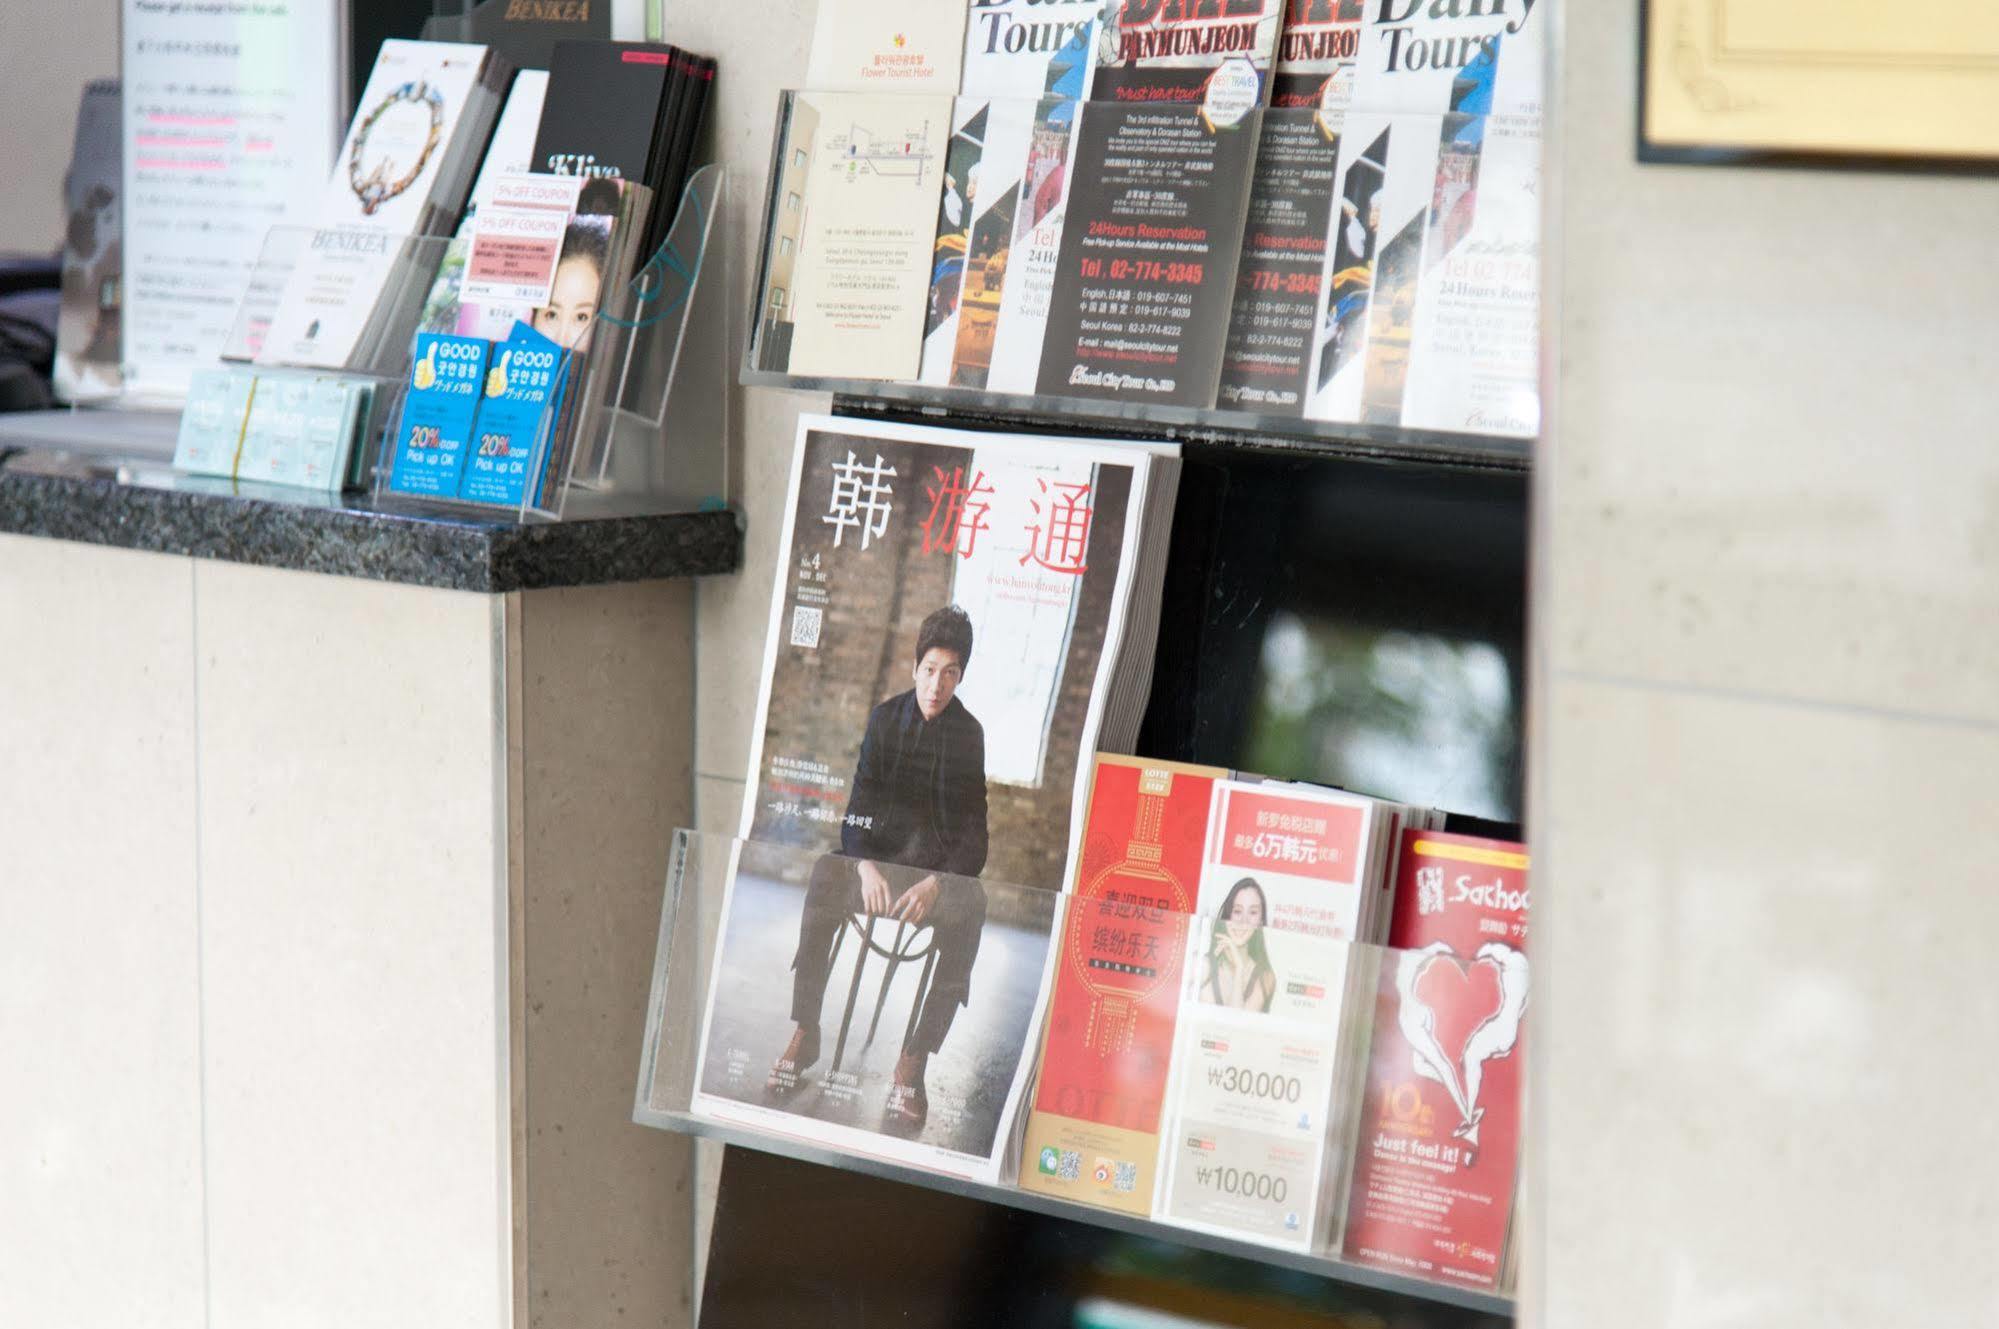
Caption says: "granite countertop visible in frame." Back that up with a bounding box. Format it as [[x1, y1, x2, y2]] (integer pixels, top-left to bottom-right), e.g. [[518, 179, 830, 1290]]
[[0, 413, 741, 593]]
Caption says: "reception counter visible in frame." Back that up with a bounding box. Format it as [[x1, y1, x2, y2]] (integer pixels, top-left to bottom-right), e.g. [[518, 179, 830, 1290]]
[[0, 416, 739, 1329]]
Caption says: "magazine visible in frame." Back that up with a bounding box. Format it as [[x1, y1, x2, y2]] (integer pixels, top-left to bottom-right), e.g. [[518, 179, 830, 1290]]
[[737, 412, 1170, 890], [959, 0, 1102, 101], [1273, 0, 1363, 110], [1089, 0, 1283, 112], [689, 838, 1061, 1182], [693, 413, 1175, 1178]]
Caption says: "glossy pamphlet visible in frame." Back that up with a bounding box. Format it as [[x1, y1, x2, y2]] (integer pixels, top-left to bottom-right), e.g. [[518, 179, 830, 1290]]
[[1342, 828, 1529, 1289], [1019, 756, 1217, 1216]]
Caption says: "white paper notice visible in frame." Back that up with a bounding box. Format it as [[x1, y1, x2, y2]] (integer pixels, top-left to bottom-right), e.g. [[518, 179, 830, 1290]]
[[121, 0, 342, 402]]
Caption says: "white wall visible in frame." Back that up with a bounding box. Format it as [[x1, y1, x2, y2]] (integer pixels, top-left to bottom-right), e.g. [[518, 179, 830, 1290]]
[[1532, 2, 1999, 1326], [0, 1, 120, 252]]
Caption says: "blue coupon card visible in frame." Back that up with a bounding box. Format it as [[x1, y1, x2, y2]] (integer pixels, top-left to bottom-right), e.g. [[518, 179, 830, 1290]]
[[458, 323, 567, 508], [389, 334, 489, 498]]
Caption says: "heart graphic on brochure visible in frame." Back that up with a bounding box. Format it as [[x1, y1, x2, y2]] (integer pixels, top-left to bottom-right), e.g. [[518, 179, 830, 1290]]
[[1394, 941, 1529, 1153], [1413, 952, 1505, 1071]]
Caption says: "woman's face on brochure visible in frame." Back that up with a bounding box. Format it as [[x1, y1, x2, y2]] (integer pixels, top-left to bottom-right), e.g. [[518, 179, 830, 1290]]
[[1225, 888, 1264, 942], [534, 255, 602, 352]]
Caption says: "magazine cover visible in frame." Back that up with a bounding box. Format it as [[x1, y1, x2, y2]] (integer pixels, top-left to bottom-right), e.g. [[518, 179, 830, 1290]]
[[1343, 829, 1529, 1289], [689, 837, 1060, 1182], [1090, 0, 1284, 114], [54, 79, 122, 403], [738, 414, 1154, 894], [1035, 100, 1260, 408], [1349, 0, 1542, 116], [1018, 756, 1219, 1216], [1298, 42, 1539, 433], [960, 0, 1102, 101], [702, 413, 1156, 1179], [754, 92, 951, 380]]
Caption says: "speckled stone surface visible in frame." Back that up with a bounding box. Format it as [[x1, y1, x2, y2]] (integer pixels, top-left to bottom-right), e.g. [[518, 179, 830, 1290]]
[[0, 457, 742, 593]]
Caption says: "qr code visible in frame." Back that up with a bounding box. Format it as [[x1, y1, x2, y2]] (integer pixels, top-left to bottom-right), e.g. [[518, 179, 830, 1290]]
[[1057, 1150, 1081, 1182], [1113, 1161, 1138, 1194], [790, 605, 823, 649]]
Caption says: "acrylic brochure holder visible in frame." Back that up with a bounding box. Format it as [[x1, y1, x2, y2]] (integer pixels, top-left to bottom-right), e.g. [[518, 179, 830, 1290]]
[[744, 90, 1539, 466], [367, 163, 731, 521], [157, 228, 455, 491], [634, 828, 1522, 1317]]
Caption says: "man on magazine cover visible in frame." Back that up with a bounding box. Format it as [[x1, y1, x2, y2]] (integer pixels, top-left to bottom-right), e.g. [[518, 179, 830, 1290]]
[[770, 605, 990, 1137]]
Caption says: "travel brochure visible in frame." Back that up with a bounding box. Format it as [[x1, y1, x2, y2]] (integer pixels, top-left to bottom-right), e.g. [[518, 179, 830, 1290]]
[[663, 413, 1530, 1290], [754, 0, 1543, 438], [81, 20, 714, 501]]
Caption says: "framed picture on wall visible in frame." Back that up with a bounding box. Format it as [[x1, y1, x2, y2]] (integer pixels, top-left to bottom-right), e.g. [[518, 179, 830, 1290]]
[[1638, 0, 1999, 171]]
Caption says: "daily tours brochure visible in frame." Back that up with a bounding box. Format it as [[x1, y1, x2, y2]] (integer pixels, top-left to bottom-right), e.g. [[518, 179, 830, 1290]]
[[690, 414, 1173, 1180]]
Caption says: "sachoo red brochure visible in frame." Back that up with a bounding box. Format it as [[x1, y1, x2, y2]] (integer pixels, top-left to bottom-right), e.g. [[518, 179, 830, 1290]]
[[1341, 828, 1528, 1289]]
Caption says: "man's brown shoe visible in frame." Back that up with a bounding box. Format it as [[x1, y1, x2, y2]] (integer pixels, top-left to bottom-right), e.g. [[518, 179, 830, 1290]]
[[767, 1025, 822, 1098], [882, 1052, 929, 1136]]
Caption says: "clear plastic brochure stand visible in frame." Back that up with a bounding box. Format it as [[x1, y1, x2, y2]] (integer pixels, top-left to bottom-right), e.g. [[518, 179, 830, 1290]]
[[744, 90, 1539, 466], [364, 163, 730, 521], [160, 229, 456, 493], [635, 829, 1522, 1318]]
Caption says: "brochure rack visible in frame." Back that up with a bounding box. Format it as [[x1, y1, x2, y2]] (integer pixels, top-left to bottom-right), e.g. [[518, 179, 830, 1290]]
[[190, 165, 728, 520], [197, 228, 457, 494], [635, 829, 1520, 1320], [744, 91, 1538, 467], [363, 164, 730, 521], [703, 82, 1543, 1327]]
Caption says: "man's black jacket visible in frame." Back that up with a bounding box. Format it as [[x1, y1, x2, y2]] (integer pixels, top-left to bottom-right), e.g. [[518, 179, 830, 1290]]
[[840, 688, 989, 878]]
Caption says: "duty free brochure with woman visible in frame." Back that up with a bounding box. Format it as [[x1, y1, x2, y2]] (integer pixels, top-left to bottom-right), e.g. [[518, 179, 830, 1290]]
[[1020, 753, 1451, 1256]]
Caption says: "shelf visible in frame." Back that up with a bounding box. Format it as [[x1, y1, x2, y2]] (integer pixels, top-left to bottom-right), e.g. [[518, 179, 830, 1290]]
[[745, 91, 1539, 473], [0, 420, 741, 592], [652, 1107, 1513, 1318], [794, 384, 1534, 473], [633, 830, 1522, 1318]]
